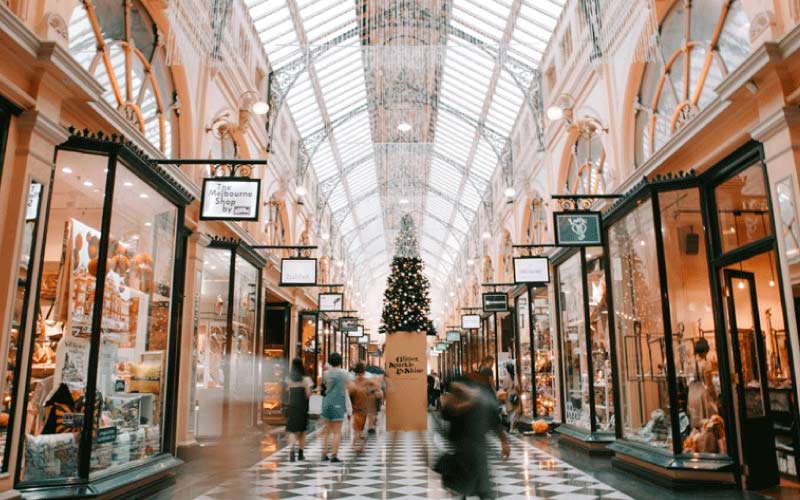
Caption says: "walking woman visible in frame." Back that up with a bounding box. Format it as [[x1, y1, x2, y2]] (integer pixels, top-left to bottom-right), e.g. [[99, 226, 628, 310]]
[[285, 357, 313, 461], [321, 352, 349, 463], [500, 362, 521, 433]]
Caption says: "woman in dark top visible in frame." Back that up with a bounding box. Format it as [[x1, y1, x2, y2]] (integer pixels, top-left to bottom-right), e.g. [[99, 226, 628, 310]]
[[285, 357, 313, 461]]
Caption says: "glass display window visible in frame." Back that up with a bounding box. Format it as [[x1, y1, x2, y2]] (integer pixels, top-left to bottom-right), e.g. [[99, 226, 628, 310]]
[[518, 286, 556, 419], [13, 133, 191, 489], [193, 241, 263, 438], [715, 163, 772, 254], [555, 247, 614, 440]]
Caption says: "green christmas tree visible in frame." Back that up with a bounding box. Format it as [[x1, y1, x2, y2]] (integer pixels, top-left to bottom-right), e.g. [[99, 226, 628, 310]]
[[381, 214, 432, 333]]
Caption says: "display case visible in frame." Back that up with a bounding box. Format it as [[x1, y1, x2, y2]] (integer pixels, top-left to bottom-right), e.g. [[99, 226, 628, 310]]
[[193, 239, 263, 438], [554, 247, 614, 453], [12, 132, 192, 496]]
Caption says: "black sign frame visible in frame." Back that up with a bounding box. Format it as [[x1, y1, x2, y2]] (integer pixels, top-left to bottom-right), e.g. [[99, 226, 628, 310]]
[[318, 292, 344, 312], [340, 316, 359, 333], [200, 177, 261, 222], [461, 314, 480, 329], [280, 257, 318, 287], [513, 256, 550, 284], [482, 292, 509, 312], [553, 210, 604, 246]]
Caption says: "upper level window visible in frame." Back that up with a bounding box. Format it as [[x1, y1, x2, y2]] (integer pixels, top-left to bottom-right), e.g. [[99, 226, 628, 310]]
[[68, 0, 178, 156], [634, 0, 750, 166], [566, 130, 609, 195]]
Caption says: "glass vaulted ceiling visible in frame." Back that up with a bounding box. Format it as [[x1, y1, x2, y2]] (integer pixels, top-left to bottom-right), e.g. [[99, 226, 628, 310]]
[[246, 0, 564, 285]]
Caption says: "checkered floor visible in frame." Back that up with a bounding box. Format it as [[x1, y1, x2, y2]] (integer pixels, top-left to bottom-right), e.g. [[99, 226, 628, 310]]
[[194, 418, 633, 500]]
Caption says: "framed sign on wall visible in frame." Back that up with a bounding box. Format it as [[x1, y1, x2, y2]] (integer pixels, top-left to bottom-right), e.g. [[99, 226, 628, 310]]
[[340, 317, 359, 333], [200, 177, 261, 221], [482, 293, 509, 312], [318, 292, 343, 312], [553, 211, 603, 246], [280, 258, 317, 286], [513, 256, 550, 284], [461, 314, 480, 329]]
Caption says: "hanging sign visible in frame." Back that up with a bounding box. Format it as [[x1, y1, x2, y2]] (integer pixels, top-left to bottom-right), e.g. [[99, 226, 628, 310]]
[[513, 256, 550, 284], [554, 211, 603, 246], [435, 342, 448, 352], [483, 293, 509, 312], [340, 317, 359, 333], [319, 292, 343, 312], [280, 258, 317, 286], [446, 331, 461, 342], [348, 325, 364, 338], [200, 177, 261, 221], [461, 314, 480, 329], [358, 334, 370, 345]]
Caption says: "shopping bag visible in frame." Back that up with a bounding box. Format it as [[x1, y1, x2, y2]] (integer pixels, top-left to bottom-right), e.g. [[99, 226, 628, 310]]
[[308, 394, 323, 416]]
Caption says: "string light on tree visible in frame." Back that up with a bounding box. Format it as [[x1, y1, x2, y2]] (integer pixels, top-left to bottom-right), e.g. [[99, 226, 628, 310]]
[[381, 214, 433, 335]]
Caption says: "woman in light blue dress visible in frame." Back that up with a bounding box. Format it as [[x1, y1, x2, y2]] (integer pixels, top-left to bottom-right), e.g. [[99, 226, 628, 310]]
[[321, 352, 349, 462]]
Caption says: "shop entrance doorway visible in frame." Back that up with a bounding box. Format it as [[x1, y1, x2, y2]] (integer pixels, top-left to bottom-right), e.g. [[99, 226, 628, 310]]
[[722, 269, 779, 490]]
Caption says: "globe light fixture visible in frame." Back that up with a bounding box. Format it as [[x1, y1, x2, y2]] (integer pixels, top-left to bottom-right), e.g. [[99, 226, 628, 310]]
[[482, 231, 491, 239], [467, 258, 474, 266], [399, 198, 409, 205], [251, 100, 270, 115], [397, 122, 412, 132], [321, 232, 330, 241], [296, 184, 307, 197], [504, 186, 516, 198], [546, 105, 564, 121]]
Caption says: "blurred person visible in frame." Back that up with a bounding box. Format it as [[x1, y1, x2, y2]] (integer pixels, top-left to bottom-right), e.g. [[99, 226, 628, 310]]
[[432, 371, 442, 410], [366, 371, 385, 434], [321, 352, 348, 463], [436, 376, 510, 499], [285, 357, 313, 461], [348, 363, 377, 452], [427, 372, 435, 409], [500, 362, 521, 433]]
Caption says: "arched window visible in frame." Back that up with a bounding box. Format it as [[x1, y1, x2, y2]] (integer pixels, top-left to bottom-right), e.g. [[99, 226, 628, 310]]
[[634, 0, 750, 165], [566, 130, 610, 195], [68, 0, 178, 156]]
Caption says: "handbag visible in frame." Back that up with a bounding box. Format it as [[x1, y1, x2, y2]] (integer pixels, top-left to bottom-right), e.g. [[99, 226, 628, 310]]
[[308, 394, 323, 415]]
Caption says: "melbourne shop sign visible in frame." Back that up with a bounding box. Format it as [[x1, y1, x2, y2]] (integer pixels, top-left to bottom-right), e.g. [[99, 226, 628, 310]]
[[200, 177, 261, 221], [554, 211, 603, 246]]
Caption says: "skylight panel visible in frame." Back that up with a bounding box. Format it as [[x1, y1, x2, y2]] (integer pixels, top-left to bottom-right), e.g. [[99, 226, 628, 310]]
[[330, 189, 350, 214], [355, 195, 381, 222], [519, 0, 564, 22]]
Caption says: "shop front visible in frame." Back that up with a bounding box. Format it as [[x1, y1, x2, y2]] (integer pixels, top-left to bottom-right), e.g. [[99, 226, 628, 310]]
[[262, 301, 290, 424], [607, 143, 799, 490], [189, 238, 263, 440], [553, 246, 615, 453], [3, 132, 192, 497]]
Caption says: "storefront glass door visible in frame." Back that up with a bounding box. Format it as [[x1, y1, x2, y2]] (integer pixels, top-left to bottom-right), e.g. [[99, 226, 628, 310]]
[[722, 269, 779, 489]]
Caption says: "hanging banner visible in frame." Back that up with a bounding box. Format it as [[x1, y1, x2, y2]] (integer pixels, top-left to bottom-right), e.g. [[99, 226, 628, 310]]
[[200, 177, 261, 221], [461, 314, 480, 329], [280, 258, 317, 286], [554, 211, 603, 246], [446, 331, 461, 342], [340, 317, 359, 333], [483, 293, 509, 312], [513, 256, 550, 284], [318, 292, 343, 312]]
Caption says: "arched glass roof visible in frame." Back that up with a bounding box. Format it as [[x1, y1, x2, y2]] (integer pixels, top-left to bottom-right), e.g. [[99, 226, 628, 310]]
[[246, 0, 565, 285]]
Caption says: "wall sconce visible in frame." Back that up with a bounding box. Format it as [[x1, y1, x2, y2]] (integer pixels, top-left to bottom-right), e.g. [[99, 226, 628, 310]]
[[240, 90, 269, 115], [546, 93, 575, 122]]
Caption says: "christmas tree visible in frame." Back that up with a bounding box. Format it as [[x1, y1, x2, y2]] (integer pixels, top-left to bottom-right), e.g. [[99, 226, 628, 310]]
[[381, 214, 432, 333]]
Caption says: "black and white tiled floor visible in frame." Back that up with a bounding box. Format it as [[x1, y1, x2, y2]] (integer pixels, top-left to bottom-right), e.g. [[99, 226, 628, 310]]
[[192, 420, 633, 500]]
